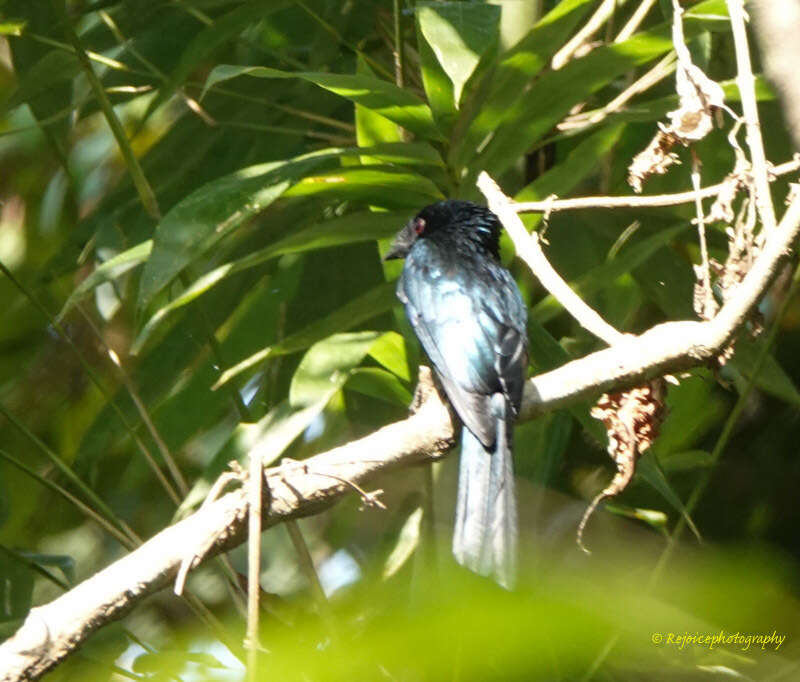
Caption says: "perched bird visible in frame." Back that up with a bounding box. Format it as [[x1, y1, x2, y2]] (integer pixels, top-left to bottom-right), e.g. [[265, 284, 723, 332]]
[[384, 200, 528, 588]]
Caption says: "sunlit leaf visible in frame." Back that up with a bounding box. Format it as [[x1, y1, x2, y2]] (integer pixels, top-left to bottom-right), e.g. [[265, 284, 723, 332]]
[[290, 331, 386, 407], [346, 367, 412, 406], [454, 0, 594, 166], [417, 3, 500, 106], [368, 331, 410, 381]]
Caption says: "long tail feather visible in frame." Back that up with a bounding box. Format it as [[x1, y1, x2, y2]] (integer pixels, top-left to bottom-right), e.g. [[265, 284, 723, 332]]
[[452, 412, 518, 588]]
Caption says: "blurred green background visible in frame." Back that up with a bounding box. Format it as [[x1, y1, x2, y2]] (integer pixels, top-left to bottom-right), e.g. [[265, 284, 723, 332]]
[[1, 0, 799, 679]]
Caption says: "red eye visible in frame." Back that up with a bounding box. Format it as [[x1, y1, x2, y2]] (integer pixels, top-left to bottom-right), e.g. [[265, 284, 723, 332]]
[[414, 218, 426, 235]]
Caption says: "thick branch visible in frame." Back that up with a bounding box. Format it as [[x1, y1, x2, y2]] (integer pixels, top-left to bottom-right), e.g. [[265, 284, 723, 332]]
[[4, 196, 800, 682]]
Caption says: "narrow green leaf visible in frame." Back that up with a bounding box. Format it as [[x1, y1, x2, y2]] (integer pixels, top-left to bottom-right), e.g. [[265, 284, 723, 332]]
[[729, 337, 800, 408], [5, 49, 80, 112], [659, 450, 714, 473], [356, 55, 404, 148], [203, 65, 442, 140], [57, 240, 152, 321], [137, 151, 334, 312], [235, 396, 334, 467], [283, 166, 444, 208], [132, 211, 406, 353], [455, 0, 594, 165], [383, 507, 423, 579], [415, 17, 457, 131], [138, 145, 441, 313], [651, 372, 727, 456], [0, 21, 26, 36], [140, 0, 276, 123], [638, 452, 702, 543]]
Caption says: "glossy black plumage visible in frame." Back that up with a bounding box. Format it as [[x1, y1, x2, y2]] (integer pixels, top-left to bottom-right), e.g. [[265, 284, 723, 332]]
[[385, 200, 528, 587]]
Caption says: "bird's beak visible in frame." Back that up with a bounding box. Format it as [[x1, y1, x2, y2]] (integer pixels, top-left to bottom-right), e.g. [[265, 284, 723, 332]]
[[383, 221, 416, 261]]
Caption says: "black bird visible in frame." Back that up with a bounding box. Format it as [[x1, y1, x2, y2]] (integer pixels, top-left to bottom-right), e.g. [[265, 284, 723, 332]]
[[384, 200, 528, 588]]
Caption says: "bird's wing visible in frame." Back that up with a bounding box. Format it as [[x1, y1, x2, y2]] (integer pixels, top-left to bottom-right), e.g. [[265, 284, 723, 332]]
[[484, 267, 528, 416], [399, 242, 526, 446]]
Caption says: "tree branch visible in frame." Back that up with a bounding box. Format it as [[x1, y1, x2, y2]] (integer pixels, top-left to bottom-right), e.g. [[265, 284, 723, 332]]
[[512, 157, 800, 213], [4, 187, 800, 680]]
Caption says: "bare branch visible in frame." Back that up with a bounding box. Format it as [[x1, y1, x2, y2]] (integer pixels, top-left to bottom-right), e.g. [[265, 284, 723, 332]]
[[479, 172, 627, 346], [728, 0, 778, 232], [512, 157, 800, 213], [4, 190, 800, 680], [551, 0, 616, 70]]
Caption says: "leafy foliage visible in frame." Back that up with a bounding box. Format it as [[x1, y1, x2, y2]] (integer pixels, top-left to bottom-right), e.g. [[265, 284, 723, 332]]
[[1, 0, 799, 679]]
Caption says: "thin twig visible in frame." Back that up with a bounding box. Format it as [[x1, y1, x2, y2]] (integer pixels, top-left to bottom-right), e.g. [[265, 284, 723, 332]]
[[57, 8, 161, 220], [615, 0, 658, 42], [558, 53, 677, 132], [76, 305, 188, 499], [393, 0, 405, 89], [479, 173, 627, 346], [727, 0, 777, 233], [552, 0, 618, 70], [691, 151, 715, 318], [513, 157, 800, 213], [245, 448, 262, 681]]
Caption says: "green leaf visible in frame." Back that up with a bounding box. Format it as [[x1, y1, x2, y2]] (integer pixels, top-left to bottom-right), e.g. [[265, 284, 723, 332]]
[[383, 506, 423, 579], [368, 331, 410, 381], [226, 396, 334, 471], [637, 452, 702, 542], [203, 65, 442, 140], [137, 150, 335, 312], [137, 144, 442, 313], [729, 337, 800, 408], [659, 450, 714, 473], [290, 331, 388, 407], [417, 3, 500, 106], [454, 0, 593, 165], [474, 0, 729, 176], [5, 49, 80, 112], [526, 317, 606, 443], [0, 21, 26, 36], [214, 280, 398, 389], [140, 0, 276, 123], [283, 166, 444, 208], [346, 367, 413, 406], [355, 56, 404, 149], [651, 372, 727, 456], [415, 17, 457, 131], [57, 240, 152, 321], [131, 211, 406, 353]]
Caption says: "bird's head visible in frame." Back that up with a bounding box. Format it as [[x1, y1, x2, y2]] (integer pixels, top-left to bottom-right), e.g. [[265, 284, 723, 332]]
[[383, 200, 502, 261]]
